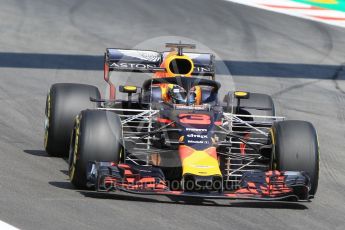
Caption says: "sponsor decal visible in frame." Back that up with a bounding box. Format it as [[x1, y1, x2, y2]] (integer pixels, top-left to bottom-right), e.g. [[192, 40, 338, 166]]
[[110, 62, 158, 69], [184, 125, 212, 147], [175, 104, 210, 110], [186, 139, 210, 144], [192, 165, 213, 168], [194, 66, 212, 72], [187, 133, 208, 139], [185, 128, 208, 132], [120, 50, 161, 62]]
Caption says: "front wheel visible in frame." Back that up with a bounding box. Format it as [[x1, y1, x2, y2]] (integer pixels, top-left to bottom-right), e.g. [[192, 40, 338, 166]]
[[270, 120, 319, 196], [68, 110, 124, 188]]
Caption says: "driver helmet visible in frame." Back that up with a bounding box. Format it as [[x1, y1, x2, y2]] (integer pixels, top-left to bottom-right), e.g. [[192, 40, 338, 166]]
[[168, 85, 196, 104]]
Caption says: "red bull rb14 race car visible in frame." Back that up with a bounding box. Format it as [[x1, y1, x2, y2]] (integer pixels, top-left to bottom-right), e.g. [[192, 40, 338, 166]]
[[44, 43, 319, 201]]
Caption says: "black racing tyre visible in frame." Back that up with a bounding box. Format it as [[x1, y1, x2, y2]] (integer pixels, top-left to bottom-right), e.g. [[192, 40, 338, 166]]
[[271, 120, 319, 195], [44, 83, 101, 157], [68, 110, 124, 188]]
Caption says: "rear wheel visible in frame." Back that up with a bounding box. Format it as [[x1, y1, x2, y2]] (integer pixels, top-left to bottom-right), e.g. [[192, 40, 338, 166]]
[[68, 110, 124, 188], [270, 120, 319, 195], [44, 83, 100, 157]]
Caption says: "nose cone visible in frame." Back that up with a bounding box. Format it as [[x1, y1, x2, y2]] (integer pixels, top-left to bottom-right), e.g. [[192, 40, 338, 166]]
[[179, 145, 222, 177]]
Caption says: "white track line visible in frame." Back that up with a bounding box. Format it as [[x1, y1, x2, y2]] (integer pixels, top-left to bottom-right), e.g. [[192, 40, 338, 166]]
[[0, 220, 20, 230], [224, 0, 345, 28]]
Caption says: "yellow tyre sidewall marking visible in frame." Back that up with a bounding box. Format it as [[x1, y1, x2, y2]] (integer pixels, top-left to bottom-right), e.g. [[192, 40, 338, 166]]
[[269, 128, 277, 170], [69, 116, 80, 181]]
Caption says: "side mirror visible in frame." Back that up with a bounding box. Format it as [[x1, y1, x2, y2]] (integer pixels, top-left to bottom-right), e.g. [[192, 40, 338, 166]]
[[234, 91, 250, 114], [119, 85, 140, 94], [119, 86, 142, 108], [234, 91, 250, 99]]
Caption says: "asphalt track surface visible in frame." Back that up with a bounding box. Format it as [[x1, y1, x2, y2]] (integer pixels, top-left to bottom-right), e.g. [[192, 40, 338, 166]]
[[0, 0, 345, 229]]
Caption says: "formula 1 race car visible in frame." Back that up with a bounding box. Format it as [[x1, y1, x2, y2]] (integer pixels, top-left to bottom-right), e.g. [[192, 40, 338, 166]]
[[44, 43, 319, 201]]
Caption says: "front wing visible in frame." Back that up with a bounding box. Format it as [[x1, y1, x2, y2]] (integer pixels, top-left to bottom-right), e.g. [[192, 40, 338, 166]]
[[87, 162, 311, 201]]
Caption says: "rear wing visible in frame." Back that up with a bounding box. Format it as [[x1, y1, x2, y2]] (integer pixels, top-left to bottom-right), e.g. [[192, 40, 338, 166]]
[[104, 48, 215, 77]]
